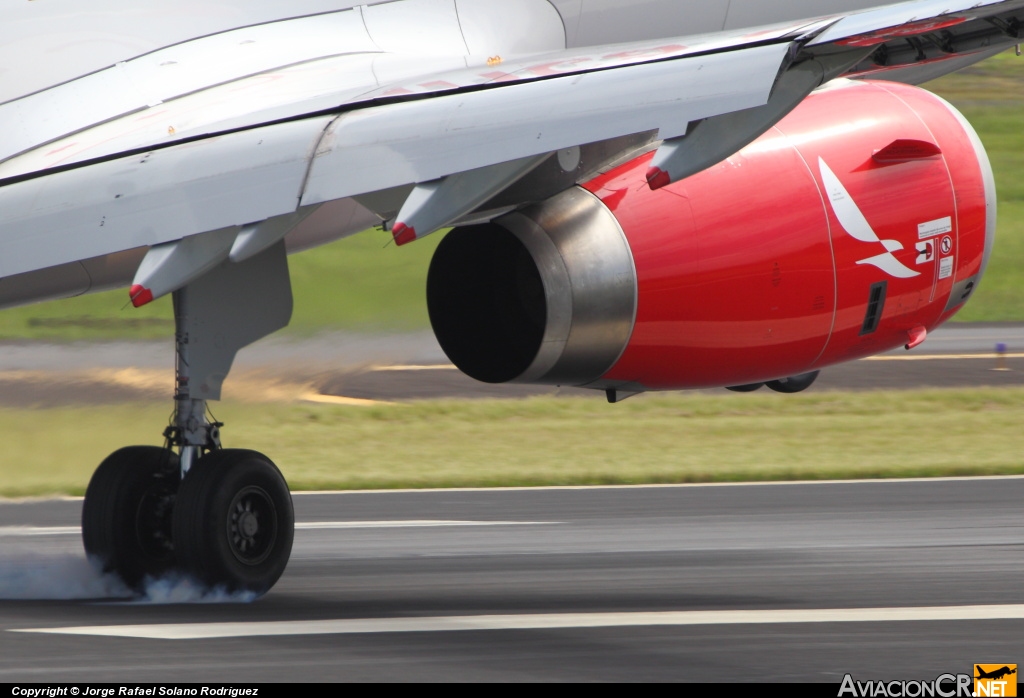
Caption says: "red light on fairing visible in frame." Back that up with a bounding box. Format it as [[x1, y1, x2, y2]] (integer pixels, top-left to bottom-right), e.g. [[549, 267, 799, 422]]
[[905, 325, 928, 350], [645, 167, 671, 191], [392, 222, 417, 246], [129, 284, 154, 308]]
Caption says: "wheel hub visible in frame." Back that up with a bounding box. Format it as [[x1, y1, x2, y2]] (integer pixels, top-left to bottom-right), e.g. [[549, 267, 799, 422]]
[[239, 510, 259, 538], [226, 485, 277, 566]]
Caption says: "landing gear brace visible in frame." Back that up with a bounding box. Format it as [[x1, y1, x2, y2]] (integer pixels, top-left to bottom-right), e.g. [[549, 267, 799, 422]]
[[81, 241, 296, 595]]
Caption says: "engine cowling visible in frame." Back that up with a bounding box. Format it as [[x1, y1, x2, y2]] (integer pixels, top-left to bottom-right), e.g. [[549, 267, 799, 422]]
[[427, 79, 996, 391]]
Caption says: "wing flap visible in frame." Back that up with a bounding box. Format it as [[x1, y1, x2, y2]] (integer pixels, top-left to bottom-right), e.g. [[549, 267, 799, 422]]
[[0, 117, 333, 279], [808, 0, 1024, 47], [0, 40, 789, 280], [805, 0, 1024, 83], [301, 42, 792, 207]]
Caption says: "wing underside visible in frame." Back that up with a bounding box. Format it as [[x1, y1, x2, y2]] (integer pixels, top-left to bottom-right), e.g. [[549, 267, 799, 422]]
[[0, 0, 1021, 302]]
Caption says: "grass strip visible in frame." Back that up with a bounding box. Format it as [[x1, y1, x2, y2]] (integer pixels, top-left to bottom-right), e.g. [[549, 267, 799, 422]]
[[4, 387, 1024, 498], [0, 229, 443, 341], [929, 51, 1024, 321]]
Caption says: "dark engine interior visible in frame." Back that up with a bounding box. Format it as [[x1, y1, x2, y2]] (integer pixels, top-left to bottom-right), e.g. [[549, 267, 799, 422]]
[[426, 224, 547, 383]]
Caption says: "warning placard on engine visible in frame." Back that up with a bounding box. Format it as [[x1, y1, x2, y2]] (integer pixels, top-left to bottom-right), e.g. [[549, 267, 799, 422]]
[[919, 217, 953, 239], [939, 256, 955, 280]]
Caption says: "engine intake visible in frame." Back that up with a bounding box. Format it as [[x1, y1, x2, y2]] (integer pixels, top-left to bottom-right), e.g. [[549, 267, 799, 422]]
[[427, 187, 636, 386]]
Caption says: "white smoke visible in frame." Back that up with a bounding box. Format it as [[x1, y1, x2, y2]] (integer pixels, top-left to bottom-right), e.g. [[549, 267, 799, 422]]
[[0, 540, 255, 603], [0, 551, 131, 600], [131, 573, 257, 605]]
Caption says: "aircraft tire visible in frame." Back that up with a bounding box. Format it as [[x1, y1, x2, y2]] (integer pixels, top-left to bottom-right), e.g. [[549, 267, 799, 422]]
[[81, 446, 180, 592], [766, 371, 820, 394], [725, 383, 764, 392], [172, 449, 294, 596]]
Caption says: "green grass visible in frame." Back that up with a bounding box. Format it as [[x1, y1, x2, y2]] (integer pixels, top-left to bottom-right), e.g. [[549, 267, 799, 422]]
[[955, 201, 1024, 321], [286, 228, 442, 334], [0, 51, 1021, 341], [926, 50, 1024, 320], [0, 228, 443, 341], [4, 388, 1024, 498]]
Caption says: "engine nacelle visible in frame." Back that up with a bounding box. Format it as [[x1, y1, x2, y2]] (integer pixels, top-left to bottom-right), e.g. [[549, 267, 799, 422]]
[[427, 79, 996, 391]]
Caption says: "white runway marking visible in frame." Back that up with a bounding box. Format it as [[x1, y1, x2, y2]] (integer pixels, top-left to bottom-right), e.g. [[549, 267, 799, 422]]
[[864, 353, 1024, 361], [295, 520, 559, 529], [372, 364, 458, 371], [0, 521, 558, 537], [0, 526, 79, 537], [290, 473, 1024, 496], [6, 476, 1024, 505], [13, 605, 1024, 640]]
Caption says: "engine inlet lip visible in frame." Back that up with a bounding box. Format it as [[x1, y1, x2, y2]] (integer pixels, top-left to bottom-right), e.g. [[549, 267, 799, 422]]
[[499, 186, 638, 387]]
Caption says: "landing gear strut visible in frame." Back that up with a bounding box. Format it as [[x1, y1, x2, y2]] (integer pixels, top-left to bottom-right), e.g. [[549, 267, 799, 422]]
[[81, 242, 295, 596]]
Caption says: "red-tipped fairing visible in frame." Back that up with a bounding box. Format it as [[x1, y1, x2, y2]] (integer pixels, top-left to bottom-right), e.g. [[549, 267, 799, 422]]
[[392, 223, 417, 247], [129, 284, 154, 308]]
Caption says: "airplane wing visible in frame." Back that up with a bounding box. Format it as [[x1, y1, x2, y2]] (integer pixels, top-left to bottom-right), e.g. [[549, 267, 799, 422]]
[[0, 0, 1022, 300]]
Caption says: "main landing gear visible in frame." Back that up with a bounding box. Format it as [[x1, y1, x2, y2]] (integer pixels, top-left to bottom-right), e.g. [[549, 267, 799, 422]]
[[81, 242, 295, 596]]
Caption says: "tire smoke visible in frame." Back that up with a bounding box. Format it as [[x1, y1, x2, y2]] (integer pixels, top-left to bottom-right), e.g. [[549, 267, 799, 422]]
[[0, 539, 255, 603], [135, 573, 258, 604], [0, 551, 130, 600]]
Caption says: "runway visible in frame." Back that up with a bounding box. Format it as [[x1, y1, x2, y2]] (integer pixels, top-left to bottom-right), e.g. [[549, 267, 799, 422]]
[[1, 323, 1024, 406], [1, 479, 1022, 681]]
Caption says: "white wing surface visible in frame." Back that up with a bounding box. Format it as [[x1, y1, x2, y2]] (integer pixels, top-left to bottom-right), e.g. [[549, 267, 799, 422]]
[[0, 0, 1021, 296]]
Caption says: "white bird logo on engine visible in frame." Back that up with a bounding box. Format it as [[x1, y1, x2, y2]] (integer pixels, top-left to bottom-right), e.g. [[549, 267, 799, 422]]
[[819, 157, 920, 279]]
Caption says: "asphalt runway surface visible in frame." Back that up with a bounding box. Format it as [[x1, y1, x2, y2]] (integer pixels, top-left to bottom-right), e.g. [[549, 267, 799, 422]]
[[310, 323, 1024, 398], [1, 323, 1024, 406], [1, 479, 1022, 682], [0, 327, 1022, 681]]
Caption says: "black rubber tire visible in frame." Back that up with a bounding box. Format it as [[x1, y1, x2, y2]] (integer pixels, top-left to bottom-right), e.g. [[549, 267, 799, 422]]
[[81, 446, 180, 591], [173, 449, 294, 596], [766, 371, 820, 394], [725, 383, 764, 393]]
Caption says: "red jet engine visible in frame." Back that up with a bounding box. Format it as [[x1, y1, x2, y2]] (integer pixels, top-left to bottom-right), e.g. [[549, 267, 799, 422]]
[[426, 79, 996, 393]]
